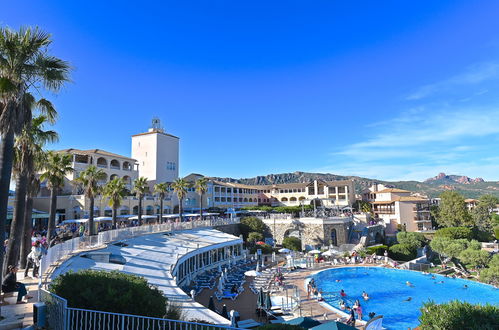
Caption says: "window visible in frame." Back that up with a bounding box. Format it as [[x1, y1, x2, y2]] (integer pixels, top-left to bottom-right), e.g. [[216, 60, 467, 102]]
[[166, 162, 176, 170]]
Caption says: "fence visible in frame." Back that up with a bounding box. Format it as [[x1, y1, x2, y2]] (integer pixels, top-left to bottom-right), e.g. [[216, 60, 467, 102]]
[[40, 218, 240, 284], [40, 289, 240, 330]]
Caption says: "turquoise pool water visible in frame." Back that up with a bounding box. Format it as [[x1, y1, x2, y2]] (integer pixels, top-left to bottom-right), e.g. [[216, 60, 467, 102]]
[[311, 267, 499, 329]]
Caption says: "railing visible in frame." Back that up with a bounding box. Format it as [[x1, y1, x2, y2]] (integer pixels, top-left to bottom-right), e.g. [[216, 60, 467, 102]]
[[40, 218, 240, 282], [40, 290, 240, 330]]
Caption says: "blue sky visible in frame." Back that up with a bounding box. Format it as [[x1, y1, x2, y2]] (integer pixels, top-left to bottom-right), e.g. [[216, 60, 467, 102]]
[[3, 1, 499, 181]]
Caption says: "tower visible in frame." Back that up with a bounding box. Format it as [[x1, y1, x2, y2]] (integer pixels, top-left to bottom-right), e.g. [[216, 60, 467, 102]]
[[131, 118, 179, 184]]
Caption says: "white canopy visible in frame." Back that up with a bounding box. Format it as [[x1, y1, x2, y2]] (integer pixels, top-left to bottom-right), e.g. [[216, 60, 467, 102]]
[[244, 270, 262, 277], [60, 219, 88, 224], [128, 215, 157, 220], [94, 217, 113, 222], [308, 249, 321, 254], [278, 248, 291, 253]]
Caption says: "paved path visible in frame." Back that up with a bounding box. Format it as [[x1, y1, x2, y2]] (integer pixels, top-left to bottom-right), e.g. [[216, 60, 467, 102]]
[[0, 272, 39, 329]]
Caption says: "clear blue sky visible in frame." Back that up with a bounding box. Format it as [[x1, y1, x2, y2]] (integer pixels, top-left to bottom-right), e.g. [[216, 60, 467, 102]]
[[3, 1, 499, 181]]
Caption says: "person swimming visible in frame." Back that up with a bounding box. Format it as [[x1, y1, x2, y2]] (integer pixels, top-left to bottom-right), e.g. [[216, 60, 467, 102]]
[[404, 297, 412, 302], [463, 284, 468, 289], [340, 289, 347, 297], [362, 291, 370, 300], [339, 299, 346, 310], [406, 281, 414, 287]]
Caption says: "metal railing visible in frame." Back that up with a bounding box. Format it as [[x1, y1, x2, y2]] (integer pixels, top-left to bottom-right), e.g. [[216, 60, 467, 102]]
[[40, 218, 240, 281], [40, 290, 240, 330]]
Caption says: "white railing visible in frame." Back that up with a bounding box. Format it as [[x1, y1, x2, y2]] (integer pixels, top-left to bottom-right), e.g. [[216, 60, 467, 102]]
[[40, 218, 240, 281], [40, 289, 240, 330]]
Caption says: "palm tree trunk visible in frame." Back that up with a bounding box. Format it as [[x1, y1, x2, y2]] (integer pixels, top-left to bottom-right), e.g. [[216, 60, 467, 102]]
[[159, 197, 163, 224], [112, 206, 117, 229], [0, 128, 14, 309], [88, 197, 95, 236], [6, 172, 28, 269], [47, 187, 58, 244], [179, 198, 183, 222], [138, 196, 142, 226], [20, 193, 34, 269], [200, 193, 203, 220]]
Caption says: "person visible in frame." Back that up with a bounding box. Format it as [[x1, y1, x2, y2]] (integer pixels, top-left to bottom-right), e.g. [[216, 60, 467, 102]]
[[406, 281, 414, 287], [231, 284, 238, 294], [404, 297, 412, 302], [463, 284, 468, 289], [368, 312, 376, 319], [346, 306, 356, 326], [356, 303, 363, 320], [340, 289, 346, 297], [384, 250, 388, 263], [78, 224, 85, 237], [339, 299, 346, 310], [317, 289, 323, 302], [362, 291, 370, 300], [24, 241, 42, 278], [2, 265, 32, 304]]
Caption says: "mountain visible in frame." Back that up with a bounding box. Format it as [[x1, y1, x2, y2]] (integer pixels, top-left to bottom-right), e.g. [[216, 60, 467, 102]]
[[211, 171, 499, 198]]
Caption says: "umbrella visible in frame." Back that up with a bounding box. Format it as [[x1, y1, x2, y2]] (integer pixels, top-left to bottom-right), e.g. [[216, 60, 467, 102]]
[[244, 270, 262, 277], [322, 250, 336, 256], [208, 296, 216, 312], [257, 288, 265, 309], [308, 249, 321, 254], [264, 292, 272, 311], [220, 304, 228, 319], [256, 241, 265, 245], [311, 321, 357, 330], [284, 317, 322, 328], [278, 248, 291, 253]]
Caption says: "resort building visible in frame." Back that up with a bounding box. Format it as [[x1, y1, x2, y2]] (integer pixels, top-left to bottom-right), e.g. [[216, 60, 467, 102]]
[[362, 184, 432, 233], [132, 118, 179, 186], [464, 198, 479, 210]]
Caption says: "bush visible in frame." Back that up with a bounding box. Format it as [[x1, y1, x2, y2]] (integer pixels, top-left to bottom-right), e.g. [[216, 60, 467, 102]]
[[240, 217, 268, 239], [250, 243, 273, 254], [434, 227, 473, 240], [495, 226, 499, 240], [282, 237, 302, 251], [480, 254, 499, 286], [419, 300, 499, 329], [248, 232, 264, 243], [50, 270, 171, 318], [472, 228, 494, 242], [366, 245, 388, 256], [396, 232, 426, 249], [388, 243, 417, 261]]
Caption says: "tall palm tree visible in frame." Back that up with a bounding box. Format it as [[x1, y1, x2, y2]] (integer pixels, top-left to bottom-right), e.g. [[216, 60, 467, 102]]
[[7, 116, 57, 268], [75, 165, 106, 236], [20, 174, 40, 268], [154, 182, 169, 223], [133, 177, 149, 226], [40, 152, 73, 243], [171, 178, 190, 222], [0, 27, 70, 281], [103, 177, 127, 229], [195, 177, 208, 220]]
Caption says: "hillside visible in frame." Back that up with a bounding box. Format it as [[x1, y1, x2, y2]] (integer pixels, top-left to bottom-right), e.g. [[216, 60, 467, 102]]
[[212, 171, 499, 198]]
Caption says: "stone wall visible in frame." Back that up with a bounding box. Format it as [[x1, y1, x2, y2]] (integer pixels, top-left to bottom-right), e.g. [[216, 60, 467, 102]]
[[213, 223, 241, 237]]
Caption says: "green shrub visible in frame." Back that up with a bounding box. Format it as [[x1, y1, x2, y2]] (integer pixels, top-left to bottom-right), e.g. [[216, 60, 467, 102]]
[[494, 226, 499, 240], [419, 300, 499, 329], [250, 243, 273, 254], [366, 245, 388, 256], [240, 217, 268, 239], [248, 232, 264, 243], [396, 232, 426, 249], [282, 237, 302, 251], [472, 228, 494, 242], [434, 227, 473, 240], [388, 243, 417, 261], [50, 270, 171, 318]]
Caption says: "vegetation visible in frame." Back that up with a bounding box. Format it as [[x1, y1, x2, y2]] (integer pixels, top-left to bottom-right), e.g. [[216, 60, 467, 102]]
[[250, 243, 273, 254], [171, 178, 190, 222], [75, 165, 106, 235], [419, 300, 499, 330], [436, 191, 472, 227], [282, 236, 302, 251], [434, 227, 473, 240], [154, 182, 170, 223], [388, 243, 417, 261], [40, 152, 73, 240], [103, 178, 127, 228], [248, 232, 264, 243], [240, 216, 268, 240], [480, 254, 499, 286], [366, 245, 388, 256], [50, 270, 175, 319], [194, 178, 208, 219], [396, 231, 426, 249], [132, 177, 149, 225]]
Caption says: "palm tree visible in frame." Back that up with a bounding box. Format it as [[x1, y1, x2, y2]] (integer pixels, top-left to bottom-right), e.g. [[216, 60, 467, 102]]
[[0, 27, 70, 280], [133, 177, 149, 225], [7, 116, 57, 268], [195, 178, 209, 220], [20, 174, 40, 268], [75, 166, 106, 236], [154, 182, 169, 223], [40, 152, 73, 242], [103, 178, 127, 229], [171, 178, 190, 222]]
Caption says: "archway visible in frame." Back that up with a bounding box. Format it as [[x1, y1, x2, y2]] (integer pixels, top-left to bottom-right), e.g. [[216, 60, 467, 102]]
[[331, 228, 338, 246]]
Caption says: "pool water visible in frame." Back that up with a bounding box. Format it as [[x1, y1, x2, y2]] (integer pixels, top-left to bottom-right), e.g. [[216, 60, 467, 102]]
[[311, 267, 499, 329]]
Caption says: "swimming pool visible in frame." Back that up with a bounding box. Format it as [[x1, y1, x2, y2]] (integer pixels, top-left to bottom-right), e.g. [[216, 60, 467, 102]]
[[311, 267, 499, 329]]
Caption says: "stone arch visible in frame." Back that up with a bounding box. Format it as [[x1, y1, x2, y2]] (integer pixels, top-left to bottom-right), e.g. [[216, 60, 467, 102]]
[[290, 197, 297, 202], [244, 198, 248, 202], [331, 228, 338, 246], [284, 228, 301, 239], [146, 205, 154, 215], [110, 174, 119, 181], [122, 161, 132, 171], [299, 196, 306, 201], [96, 157, 107, 168], [281, 197, 288, 202], [110, 159, 120, 169], [132, 205, 139, 215]]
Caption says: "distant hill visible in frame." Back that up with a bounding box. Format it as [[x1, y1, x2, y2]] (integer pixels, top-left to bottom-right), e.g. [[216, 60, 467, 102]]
[[211, 171, 499, 198]]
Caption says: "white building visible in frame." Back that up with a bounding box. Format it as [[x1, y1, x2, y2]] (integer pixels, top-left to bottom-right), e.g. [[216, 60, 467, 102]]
[[132, 119, 180, 186]]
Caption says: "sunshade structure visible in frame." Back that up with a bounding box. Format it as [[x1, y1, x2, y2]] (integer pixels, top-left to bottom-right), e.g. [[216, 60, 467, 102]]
[[308, 249, 322, 254], [311, 321, 356, 330], [321, 249, 339, 256], [60, 219, 88, 225], [128, 215, 157, 220], [284, 317, 322, 329], [278, 248, 291, 253], [244, 270, 261, 277]]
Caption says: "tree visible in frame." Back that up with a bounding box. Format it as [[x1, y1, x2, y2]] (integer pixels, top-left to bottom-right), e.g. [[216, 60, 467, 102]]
[[103, 178, 127, 229], [76, 166, 106, 236], [40, 152, 73, 242], [0, 27, 70, 299], [240, 216, 267, 239], [248, 232, 264, 243], [437, 191, 471, 227], [480, 254, 499, 285], [282, 236, 302, 251], [434, 227, 473, 240], [154, 182, 169, 223], [419, 300, 499, 330], [171, 178, 190, 222], [459, 248, 490, 272], [7, 115, 57, 269], [388, 244, 417, 261], [194, 177, 208, 220], [20, 174, 40, 268], [396, 231, 426, 249], [132, 177, 149, 225]]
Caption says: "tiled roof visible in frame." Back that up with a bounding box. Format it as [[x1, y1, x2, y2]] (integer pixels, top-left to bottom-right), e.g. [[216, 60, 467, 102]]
[[373, 188, 410, 194], [57, 148, 136, 161]]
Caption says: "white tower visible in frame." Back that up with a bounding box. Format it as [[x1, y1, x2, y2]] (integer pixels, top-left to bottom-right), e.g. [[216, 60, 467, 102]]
[[131, 118, 179, 184]]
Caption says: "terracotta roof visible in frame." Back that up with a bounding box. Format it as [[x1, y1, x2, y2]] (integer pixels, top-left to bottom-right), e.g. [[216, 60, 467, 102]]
[[212, 181, 258, 190], [131, 130, 179, 139], [57, 148, 136, 161], [397, 196, 429, 202], [371, 201, 395, 205], [373, 188, 410, 194], [464, 198, 478, 203]]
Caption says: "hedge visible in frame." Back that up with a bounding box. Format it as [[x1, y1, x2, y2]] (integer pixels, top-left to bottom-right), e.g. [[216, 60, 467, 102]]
[[366, 245, 388, 256], [388, 243, 417, 261]]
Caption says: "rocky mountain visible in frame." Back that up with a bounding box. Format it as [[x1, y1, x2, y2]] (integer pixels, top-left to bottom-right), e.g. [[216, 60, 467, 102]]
[[212, 171, 499, 198]]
